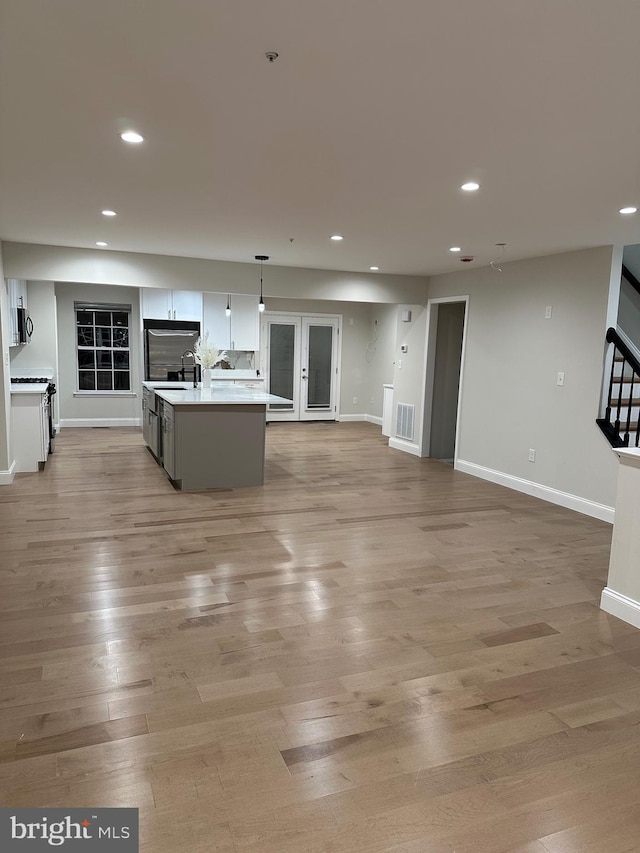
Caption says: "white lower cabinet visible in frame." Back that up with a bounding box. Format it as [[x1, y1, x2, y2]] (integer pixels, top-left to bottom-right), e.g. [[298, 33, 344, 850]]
[[11, 392, 49, 472]]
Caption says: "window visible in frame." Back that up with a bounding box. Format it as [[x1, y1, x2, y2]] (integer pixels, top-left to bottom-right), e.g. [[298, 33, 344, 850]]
[[75, 302, 131, 391]]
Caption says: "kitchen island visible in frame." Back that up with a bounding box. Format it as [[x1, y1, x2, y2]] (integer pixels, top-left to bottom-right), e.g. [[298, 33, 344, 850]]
[[142, 382, 289, 490]]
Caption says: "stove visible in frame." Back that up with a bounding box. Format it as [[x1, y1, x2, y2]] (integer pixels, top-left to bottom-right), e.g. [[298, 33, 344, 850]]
[[11, 377, 57, 454]]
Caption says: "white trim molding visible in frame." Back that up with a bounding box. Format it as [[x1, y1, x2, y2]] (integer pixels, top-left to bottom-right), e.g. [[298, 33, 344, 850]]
[[389, 437, 422, 457], [60, 418, 141, 428], [455, 459, 615, 523], [0, 460, 16, 485], [337, 414, 383, 426], [600, 588, 640, 630], [338, 413, 367, 422]]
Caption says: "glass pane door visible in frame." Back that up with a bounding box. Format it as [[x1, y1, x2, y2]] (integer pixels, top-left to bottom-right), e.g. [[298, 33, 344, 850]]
[[262, 314, 340, 422], [301, 318, 339, 420], [264, 317, 300, 420]]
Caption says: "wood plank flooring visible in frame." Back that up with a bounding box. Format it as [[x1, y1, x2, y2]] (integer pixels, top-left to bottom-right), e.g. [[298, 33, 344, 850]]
[[0, 422, 635, 851]]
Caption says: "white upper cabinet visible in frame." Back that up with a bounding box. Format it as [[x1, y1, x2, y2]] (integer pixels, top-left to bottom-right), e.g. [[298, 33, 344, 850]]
[[203, 293, 230, 350], [141, 288, 202, 323], [202, 293, 260, 351]]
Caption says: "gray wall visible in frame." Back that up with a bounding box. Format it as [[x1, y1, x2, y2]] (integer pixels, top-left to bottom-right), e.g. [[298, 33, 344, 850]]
[[425, 246, 618, 508], [367, 304, 397, 419], [430, 302, 465, 459], [55, 282, 142, 424]]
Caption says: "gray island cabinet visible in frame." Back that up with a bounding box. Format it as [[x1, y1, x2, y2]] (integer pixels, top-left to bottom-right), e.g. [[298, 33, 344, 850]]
[[142, 383, 290, 490]]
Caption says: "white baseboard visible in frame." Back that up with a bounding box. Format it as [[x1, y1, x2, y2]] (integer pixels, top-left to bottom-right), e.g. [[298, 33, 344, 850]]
[[0, 460, 16, 485], [337, 413, 384, 427], [455, 459, 615, 523], [389, 437, 422, 457], [600, 587, 640, 629], [60, 418, 142, 428]]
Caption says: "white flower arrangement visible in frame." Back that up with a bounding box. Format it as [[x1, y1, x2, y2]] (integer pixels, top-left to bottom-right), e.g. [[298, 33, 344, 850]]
[[194, 331, 227, 368]]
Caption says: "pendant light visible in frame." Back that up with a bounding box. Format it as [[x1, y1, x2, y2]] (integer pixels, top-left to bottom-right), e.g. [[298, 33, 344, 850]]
[[225, 295, 231, 317], [255, 254, 268, 312]]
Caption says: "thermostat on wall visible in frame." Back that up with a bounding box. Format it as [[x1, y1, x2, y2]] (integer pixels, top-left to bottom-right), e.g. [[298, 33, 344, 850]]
[[401, 310, 412, 322]]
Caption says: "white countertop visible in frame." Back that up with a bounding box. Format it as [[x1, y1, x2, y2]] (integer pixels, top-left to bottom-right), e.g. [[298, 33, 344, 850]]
[[10, 383, 49, 395], [147, 383, 290, 406]]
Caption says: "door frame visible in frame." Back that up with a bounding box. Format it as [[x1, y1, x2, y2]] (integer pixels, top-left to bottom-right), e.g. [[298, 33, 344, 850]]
[[260, 311, 343, 421], [419, 295, 469, 463]]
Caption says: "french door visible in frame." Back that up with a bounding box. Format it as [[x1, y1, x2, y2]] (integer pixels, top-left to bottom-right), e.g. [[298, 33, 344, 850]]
[[261, 314, 340, 421]]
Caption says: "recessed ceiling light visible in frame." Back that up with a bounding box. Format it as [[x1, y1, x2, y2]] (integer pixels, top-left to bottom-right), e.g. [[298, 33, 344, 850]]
[[120, 131, 144, 144], [449, 246, 461, 252], [619, 206, 638, 215], [101, 209, 117, 217], [330, 235, 343, 241], [461, 182, 480, 192], [95, 241, 108, 247], [369, 266, 379, 271]]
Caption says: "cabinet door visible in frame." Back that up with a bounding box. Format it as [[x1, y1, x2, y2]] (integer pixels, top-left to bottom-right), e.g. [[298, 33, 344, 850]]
[[203, 292, 231, 349], [171, 290, 202, 322], [230, 294, 260, 350], [162, 404, 177, 479], [141, 288, 172, 320]]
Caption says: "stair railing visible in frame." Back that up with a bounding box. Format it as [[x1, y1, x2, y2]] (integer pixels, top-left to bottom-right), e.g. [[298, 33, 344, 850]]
[[596, 327, 640, 448]]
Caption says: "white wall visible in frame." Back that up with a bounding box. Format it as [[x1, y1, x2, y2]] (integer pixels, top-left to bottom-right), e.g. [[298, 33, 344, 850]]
[[389, 304, 430, 452], [423, 246, 618, 515], [55, 282, 142, 426], [9, 281, 58, 377], [618, 275, 640, 346], [0, 245, 12, 478], [2, 242, 428, 305]]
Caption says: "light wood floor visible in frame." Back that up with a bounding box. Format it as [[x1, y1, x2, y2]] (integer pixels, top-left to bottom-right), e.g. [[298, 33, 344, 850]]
[[1, 422, 638, 852]]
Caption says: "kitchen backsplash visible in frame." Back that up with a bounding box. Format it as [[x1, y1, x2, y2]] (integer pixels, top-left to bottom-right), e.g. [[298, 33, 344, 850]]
[[220, 350, 256, 370]]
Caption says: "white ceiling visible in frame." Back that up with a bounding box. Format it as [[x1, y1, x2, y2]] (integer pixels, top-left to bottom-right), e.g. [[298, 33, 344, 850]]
[[1, 0, 640, 278]]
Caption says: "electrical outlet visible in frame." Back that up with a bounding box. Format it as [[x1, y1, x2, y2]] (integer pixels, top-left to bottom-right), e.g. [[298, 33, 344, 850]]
[[4, 352, 8, 366], [352, 396, 357, 404], [557, 371, 565, 386], [398, 359, 402, 370], [349, 318, 354, 326], [545, 305, 552, 319], [370, 397, 374, 405], [528, 449, 536, 462]]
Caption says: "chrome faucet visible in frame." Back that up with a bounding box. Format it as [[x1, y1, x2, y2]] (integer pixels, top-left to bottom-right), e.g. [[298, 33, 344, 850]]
[[180, 350, 199, 387]]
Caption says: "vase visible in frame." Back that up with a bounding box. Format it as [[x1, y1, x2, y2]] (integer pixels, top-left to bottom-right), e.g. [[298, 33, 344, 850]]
[[202, 368, 212, 387]]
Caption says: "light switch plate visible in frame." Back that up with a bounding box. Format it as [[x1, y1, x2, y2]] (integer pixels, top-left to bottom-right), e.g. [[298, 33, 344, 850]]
[[557, 371, 565, 386], [545, 305, 553, 319]]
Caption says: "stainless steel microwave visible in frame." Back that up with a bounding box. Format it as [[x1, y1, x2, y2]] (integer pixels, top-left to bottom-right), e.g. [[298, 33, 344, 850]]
[[16, 307, 33, 344]]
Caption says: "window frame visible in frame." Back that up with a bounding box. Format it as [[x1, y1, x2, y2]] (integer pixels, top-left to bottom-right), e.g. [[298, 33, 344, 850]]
[[74, 302, 132, 394]]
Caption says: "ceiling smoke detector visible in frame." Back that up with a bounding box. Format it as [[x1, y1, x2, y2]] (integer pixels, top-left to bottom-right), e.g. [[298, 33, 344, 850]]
[[265, 51, 279, 62], [460, 256, 474, 263]]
